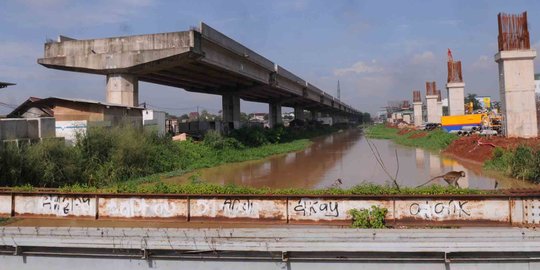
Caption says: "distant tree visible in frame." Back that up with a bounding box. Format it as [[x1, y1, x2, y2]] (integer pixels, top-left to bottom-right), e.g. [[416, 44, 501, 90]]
[[362, 112, 372, 124], [179, 114, 189, 121], [240, 112, 249, 123], [465, 93, 482, 111]]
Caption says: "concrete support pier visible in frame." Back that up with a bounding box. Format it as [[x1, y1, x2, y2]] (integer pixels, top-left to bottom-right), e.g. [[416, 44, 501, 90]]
[[310, 110, 320, 121], [413, 102, 423, 126], [269, 103, 282, 128], [222, 94, 241, 130], [106, 74, 139, 107], [426, 95, 439, 123], [294, 106, 305, 121], [495, 50, 538, 138], [446, 82, 465, 116]]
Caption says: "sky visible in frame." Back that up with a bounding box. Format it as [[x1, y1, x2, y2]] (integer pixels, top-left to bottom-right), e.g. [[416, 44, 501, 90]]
[[1, 0, 540, 116]]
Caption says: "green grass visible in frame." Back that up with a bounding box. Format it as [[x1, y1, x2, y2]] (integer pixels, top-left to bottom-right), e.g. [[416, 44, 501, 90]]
[[485, 146, 540, 182], [122, 139, 312, 185], [50, 182, 489, 195], [366, 125, 457, 151], [0, 125, 321, 188]]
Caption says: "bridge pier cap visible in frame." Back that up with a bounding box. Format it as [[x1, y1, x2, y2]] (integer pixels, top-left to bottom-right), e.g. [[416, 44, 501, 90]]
[[38, 22, 360, 116]]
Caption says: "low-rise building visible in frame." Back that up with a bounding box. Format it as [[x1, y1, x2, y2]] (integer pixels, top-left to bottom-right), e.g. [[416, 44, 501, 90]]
[[8, 97, 143, 143]]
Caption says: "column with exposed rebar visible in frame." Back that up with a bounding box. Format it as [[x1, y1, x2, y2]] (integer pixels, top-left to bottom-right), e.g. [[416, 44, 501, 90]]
[[436, 90, 443, 119], [412, 90, 423, 126], [425, 82, 439, 123], [495, 11, 538, 137], [446, 50, 465, 116]]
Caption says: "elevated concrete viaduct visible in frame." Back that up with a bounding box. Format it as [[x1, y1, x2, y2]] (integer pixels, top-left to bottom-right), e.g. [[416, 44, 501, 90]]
[[38, 23, 360, 129]]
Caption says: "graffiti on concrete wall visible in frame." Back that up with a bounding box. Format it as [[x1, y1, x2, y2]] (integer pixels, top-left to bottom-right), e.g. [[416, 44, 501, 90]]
[[408, 200, 470, 219], [395, 199, 510, 222], [288, 199, 394, 222], [292, 199, 340, 217], [14, 195, 95, 217], [190, 198, 285, 220], [99, 198, 187, 218]]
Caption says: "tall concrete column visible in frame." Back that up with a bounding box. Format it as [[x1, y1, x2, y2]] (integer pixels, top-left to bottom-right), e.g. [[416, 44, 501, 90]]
[[495, 50, 538, 137], [437, 101, 443, 119], [268, 103, 282, 128], [426, 95, 439, 123], [413, 102, 423, 126], [222, 94, 241, 130], [294, 106, 305, 121], [310, 110, 320, 121], [446, 82, 465, 116], [106, 74, 138, 107]]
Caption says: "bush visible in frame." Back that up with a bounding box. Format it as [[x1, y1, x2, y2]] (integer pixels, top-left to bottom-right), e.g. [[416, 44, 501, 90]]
[[203, 130, 244, 150], [349, 206, 388, 228], [485, 145, 540, 182]]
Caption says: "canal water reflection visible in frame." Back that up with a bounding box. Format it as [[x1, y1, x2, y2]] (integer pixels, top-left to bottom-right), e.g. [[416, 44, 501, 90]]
[[166, 129, 536, 189]]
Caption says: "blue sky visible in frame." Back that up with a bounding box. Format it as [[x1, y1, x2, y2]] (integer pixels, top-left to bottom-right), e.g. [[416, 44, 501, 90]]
[[1, 0, 540, 115]]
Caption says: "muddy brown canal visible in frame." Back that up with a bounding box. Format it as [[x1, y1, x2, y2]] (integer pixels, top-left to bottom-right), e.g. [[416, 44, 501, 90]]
[[166, 129, 536, 189]]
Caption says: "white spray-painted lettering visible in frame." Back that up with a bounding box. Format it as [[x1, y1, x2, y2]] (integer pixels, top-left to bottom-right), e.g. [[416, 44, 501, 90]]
[[103, 198, 178, 218]]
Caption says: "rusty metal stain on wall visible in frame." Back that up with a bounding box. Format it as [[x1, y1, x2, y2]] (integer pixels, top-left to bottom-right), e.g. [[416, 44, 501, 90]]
[[2, 192, 539, 226]]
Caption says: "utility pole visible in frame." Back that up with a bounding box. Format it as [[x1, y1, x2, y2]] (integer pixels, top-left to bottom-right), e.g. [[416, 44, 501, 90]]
[[337, 80, 341, 100]]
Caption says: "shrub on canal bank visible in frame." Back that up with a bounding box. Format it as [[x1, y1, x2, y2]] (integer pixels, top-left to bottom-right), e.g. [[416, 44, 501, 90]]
[[485, 146, 540, 182], [0, 126, 313, 188], [230, 124, 342, 147], [365, 125, 457, 151]]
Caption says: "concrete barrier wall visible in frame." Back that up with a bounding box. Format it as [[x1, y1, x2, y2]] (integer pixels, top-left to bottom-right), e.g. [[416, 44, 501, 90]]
[[0, 192, 535, 226]]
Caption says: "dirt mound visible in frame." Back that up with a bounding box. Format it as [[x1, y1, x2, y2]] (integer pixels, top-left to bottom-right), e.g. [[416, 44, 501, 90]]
[[398, 128, 412, 135], [444, 135, 540, 163], [409, 132, 428, 139]]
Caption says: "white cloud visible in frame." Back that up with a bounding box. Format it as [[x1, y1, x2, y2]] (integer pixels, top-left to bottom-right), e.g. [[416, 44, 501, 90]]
[[411, 51, 435, 65], [471, 55, 493, 70], [334, 61, 383, 76]]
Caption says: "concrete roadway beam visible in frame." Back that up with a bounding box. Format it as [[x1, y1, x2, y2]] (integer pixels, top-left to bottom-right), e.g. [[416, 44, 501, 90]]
[[39, 31, 196, 74], [38, 23, 360, 118]]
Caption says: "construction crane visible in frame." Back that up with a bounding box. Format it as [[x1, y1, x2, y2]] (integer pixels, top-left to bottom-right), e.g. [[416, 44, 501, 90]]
[[447, 48, 454, 63]]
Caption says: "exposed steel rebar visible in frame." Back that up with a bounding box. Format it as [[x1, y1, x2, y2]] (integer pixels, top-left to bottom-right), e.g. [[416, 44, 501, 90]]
[[425, 82, 436, 96], [498, 12, 530, 51], [413, 91, 421, 103]]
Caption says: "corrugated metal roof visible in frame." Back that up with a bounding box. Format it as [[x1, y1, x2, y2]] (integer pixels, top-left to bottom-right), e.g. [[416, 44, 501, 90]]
[[47, 96, 144, 109], [7, 96, 143, 118]]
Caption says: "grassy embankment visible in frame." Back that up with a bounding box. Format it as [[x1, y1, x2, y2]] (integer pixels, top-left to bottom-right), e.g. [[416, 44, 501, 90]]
[[0, 125, 344, 188], [365, 124, 457, 151], [0, 123, 491, 195], [367, 125, 540, 184], [485, 146, 540, 183]]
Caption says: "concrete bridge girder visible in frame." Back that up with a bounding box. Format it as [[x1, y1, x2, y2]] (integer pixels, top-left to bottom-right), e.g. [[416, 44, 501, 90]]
[[38, 23, 360, 126]]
